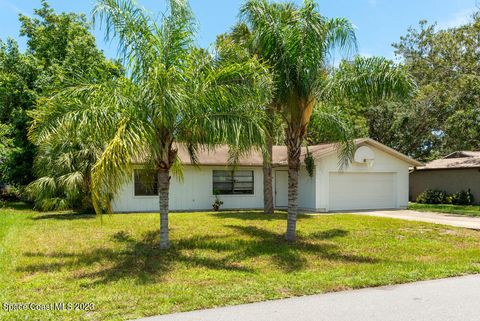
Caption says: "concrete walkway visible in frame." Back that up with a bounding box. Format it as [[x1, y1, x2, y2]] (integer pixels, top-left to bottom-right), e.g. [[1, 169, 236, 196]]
[[348, 210, 480, 230], [135, 275, 480, 321]]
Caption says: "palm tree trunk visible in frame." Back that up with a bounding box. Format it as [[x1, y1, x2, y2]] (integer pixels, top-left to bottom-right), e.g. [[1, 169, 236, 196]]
[[158, 169, 171, 249], [285, 132, 302, 242], [263, 133, 274, 214], [263, 106, 275, 214]]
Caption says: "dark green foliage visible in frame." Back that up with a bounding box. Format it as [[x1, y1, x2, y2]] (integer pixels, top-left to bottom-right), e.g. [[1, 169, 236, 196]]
[[0, 39, 38, 185], [309, 11, 480, 161], [391, 12, 480, 159], [451, 190, 474, 206], [416, 189, 449, 205], [0, 186, 21, 203], [32, 0, 272, 224], [416, 189, 475, 206], [212, 194, 224, 211], [304, 148, 315, 178], [365, 100, 439, 161], [0, 1, 121, 188], [307, 104, 368, 145]]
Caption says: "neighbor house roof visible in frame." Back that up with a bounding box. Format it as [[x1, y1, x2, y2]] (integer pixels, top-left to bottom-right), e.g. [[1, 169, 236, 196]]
[[415, 151, 480, 171], [134, 138, 422, 167], [444, 151, 480, 159]]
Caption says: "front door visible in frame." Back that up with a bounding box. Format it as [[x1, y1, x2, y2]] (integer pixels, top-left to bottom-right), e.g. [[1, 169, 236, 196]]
[[275, 170, 288, 208]]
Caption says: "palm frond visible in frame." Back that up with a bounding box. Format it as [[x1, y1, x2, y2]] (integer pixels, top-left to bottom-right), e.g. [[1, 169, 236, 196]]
[[325, 17, 358, 57], [91, 118, 152, 213], [308, 108, 355, 169], [93, 0, 155, 78], [328, 56, 416, 105]]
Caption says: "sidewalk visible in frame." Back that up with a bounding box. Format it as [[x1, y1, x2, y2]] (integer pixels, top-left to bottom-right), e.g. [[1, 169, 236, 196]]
[[135, 274, 480, 321], [349, 210, 480, 230]]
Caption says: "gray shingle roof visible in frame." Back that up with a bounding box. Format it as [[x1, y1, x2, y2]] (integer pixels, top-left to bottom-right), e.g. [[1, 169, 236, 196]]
[[132, 138, 422, 167], [416, 151, 480, 170]]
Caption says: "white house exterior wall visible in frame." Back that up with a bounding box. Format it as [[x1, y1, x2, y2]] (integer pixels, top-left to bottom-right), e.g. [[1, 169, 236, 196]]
[[314, 145, 410, 212], [112, 166, 265, 212], [113, 165, 316, 213], [298, 168, 316, 211], [111, 143, 411, 213]]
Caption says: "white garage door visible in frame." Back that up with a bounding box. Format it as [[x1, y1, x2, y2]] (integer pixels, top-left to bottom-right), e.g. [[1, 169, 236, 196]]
[[329, 172, 396, 211]]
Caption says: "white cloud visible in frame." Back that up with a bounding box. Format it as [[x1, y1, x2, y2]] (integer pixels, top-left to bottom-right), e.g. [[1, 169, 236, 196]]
[[439, 8, 475, 29]]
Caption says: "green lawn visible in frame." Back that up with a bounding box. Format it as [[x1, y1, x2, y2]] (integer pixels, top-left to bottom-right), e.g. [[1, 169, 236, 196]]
[[409, 202, 480, 217], [2, 203, 480, 321]]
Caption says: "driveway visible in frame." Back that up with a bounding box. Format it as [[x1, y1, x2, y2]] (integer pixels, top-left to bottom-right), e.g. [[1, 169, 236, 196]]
[[135, 275, 480, 321], [347, 210, 480, 230]]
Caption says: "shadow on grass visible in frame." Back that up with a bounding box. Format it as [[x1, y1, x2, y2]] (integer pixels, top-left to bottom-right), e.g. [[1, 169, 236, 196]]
[[1, 201, 33, 211], [19, 226, 378, 285], [223, 225, 375, 272], [20, 231, 254, 285], [31, 213, 96, 221], [308, 228, 349, 240], [211, 211, 313, 221]]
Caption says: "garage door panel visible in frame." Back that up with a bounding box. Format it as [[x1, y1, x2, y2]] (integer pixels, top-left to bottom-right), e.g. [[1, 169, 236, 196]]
[[329, 173, 396, 211]]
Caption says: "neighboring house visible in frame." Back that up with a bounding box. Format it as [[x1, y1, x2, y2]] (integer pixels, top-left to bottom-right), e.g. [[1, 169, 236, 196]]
[[410, 151, 480, 204], [112, 138, 422, 213]]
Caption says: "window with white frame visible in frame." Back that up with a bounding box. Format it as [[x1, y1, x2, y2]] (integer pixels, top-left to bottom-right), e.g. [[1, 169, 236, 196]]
[[212, 170, 254, 195], [134, 170, 158, 196]]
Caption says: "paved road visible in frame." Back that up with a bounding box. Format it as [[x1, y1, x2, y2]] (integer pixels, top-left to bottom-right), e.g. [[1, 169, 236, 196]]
[[136, 275, 480, 321], [348, 210, 480, 230]]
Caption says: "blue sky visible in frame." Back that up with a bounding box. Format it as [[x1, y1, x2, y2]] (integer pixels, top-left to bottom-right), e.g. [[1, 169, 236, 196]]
[[0, 0, 478, 61]]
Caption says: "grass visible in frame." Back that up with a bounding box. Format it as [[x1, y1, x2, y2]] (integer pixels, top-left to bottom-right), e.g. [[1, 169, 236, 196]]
[[409, 202, 480, 217], [1, 203, 480, 321]]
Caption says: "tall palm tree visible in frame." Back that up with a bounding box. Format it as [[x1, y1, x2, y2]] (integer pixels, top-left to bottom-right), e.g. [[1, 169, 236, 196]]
[[241, 0, 414, 242], [30, 0, 272, 249], [223, 23, 278, 214]]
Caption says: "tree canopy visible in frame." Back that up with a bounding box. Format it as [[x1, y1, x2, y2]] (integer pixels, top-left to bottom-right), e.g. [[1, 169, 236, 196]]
[[393, 13, 480, 158], [0, 1, 121, 189], [0, 0, 477, 218], [30, 0, 273, 248], [305, 10, 480, 161], [238, 0, 414, 242]]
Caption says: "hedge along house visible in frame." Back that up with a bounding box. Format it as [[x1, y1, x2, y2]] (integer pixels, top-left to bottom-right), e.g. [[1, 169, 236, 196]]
[[112, 138, 422, 213], [410, 151, 480, 204]]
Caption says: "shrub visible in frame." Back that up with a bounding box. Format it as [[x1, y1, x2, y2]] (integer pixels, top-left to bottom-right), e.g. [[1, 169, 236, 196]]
[[212, 196, 223, 211], [0, 185, 21, 202], [416, 189, 449, 204], [451, 189, 474, 205], [212, 190, 223, 211]]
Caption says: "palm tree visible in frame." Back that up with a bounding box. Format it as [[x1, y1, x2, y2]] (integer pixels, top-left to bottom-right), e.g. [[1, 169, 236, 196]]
[[30, 0, 272, 249], [26, 118, 102, 211], [223, 23, 278, 214], [240, 0, 414, 242]]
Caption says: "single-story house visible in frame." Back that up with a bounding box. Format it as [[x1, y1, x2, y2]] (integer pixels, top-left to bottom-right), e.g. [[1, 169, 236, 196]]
[[112, 138, 422, 213], [410, 151, 480, 204]]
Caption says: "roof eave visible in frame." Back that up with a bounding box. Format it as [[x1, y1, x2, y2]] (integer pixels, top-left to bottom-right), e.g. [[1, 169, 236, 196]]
[[413, 166, 480, 171], [311, 138, 424, 167]]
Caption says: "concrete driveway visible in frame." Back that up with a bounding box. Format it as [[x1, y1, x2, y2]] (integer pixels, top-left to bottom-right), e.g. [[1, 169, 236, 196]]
[[347, 210, 480, 230], [135, 275, 480, 321]]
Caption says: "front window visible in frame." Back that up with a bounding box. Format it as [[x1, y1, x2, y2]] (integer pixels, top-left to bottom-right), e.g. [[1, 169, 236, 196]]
[[213, 170, 254, 195], [134, 170, 158, 196]]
